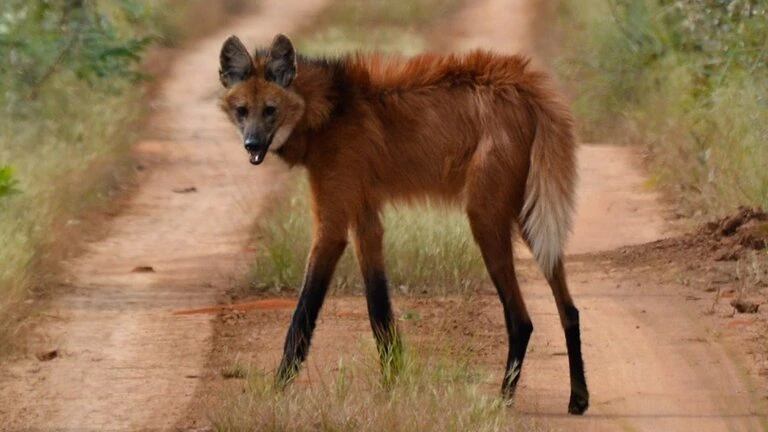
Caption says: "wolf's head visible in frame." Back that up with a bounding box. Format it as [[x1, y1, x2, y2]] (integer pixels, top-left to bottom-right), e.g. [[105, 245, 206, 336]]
[[219, 34, 304, 165]]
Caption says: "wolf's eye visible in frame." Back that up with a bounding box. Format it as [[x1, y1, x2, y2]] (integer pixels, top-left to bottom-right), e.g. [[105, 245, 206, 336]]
[[235, 106, 248, 120], [263, 105, 277, 118]]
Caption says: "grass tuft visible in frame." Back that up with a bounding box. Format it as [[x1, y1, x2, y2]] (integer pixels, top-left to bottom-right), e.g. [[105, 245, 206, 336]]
[[210, 348, 532, 432], [249, 180, 487, 295], [0, 72, 142, 349], [221, 361, 250, 380]]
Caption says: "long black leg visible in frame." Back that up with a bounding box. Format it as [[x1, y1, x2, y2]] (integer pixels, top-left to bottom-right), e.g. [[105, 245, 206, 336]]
[[545, 259, 589, 415], [276, 235, 347, 386], [352, 211, 402, 378], [467, 211, 532, 398]]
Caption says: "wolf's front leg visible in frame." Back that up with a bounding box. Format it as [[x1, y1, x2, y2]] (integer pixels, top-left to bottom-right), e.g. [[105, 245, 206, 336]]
[[276, 232, 347, 386]]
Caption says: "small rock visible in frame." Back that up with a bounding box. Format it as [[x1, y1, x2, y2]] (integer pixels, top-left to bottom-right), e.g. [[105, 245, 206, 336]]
[[730, 299, 759, 314], [132, 266, 155, 273], [36, 349, 58, 362], [720, 215, 745, 236]]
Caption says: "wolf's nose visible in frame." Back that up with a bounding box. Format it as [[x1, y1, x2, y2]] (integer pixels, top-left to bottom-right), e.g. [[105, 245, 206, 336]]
[[244, 137, 259, 151]]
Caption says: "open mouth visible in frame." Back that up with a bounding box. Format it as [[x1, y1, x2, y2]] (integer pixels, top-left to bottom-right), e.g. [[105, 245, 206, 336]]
[[247, 147, 268, 165]]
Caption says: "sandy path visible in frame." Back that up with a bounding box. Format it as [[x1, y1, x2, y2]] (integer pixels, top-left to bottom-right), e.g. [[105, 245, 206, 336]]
[[0, 1, 325, 430]]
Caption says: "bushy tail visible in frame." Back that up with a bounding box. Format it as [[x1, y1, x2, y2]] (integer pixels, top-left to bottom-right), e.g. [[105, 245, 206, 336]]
[[520, 89, 577, 278]]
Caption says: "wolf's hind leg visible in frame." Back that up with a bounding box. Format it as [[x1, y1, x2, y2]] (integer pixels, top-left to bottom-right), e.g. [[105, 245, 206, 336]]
[[352, 208, 402, 380], [466, 196, 532, 399], [542, 257, 589, 414]]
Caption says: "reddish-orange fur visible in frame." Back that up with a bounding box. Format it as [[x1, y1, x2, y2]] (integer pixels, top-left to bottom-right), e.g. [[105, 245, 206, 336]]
[[272, 51, 569, 225], [219, 36, 587, 414]]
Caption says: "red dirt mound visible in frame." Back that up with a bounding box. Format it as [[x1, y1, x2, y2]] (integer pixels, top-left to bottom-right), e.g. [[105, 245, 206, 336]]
[[616, 206, 768, 266]]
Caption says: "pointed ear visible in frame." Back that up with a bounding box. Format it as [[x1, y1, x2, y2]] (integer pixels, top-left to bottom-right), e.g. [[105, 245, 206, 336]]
[[219, 36, 253, 88], [265, 34, 297, 87]]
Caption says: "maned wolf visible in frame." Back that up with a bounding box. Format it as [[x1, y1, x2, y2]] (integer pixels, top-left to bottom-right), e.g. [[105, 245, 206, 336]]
[[218, 34, 588, 415]]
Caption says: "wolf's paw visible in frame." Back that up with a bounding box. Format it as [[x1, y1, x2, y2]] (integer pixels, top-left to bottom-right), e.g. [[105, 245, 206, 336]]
[[568, 391, 589, 415]]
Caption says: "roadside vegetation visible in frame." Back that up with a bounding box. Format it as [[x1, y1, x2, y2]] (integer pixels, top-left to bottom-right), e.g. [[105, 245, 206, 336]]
[[0, 0, 155, 348], [554, 0, 767, 218], [248, 0, 489, 296], [0, 0, 252, 350]]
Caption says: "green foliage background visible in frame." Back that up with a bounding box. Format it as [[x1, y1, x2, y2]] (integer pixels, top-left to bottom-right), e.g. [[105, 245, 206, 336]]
[[0, 166, 20, 199], [557, 0, 768, 216], [0, 0, 174, 348], [0, 1, 155, 93]]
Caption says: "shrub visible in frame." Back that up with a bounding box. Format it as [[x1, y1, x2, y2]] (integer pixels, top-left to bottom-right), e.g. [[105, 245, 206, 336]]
[[556, 0, 768, 216], [0, 166, 20, 199], [0, 0, 163, 349]]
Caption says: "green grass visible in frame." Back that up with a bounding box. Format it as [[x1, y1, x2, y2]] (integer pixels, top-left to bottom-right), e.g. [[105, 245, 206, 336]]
[[0, 76, 141, 289], [250, 180, 487, 295], [247, 0, 490, 296], [553, 0, 768, 218], [210, 346, 534, 432], [298, 0, 458, 55]]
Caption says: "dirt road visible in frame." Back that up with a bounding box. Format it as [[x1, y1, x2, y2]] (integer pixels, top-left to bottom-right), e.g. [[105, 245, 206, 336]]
[[0, 1, 325, 430], [1, 0, 766, 431]]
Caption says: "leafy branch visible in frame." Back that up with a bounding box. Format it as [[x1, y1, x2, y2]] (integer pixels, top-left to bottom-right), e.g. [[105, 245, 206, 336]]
[[0, 166, 20, 199]]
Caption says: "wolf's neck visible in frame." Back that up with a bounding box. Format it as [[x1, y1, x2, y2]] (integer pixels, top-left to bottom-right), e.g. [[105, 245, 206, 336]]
[[272, 56, 346, 166], [291, 56, 355, 132]]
